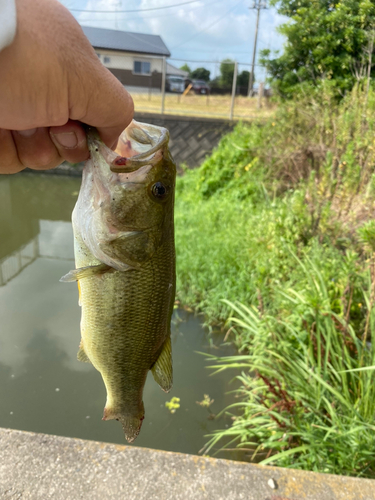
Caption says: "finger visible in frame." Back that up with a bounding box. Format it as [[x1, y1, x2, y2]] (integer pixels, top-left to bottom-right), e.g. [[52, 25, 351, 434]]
[[12, 127, 64, 170], [69, 63, 134, 149], [50, 120, 89, 163], [0, 129, 24, 174]]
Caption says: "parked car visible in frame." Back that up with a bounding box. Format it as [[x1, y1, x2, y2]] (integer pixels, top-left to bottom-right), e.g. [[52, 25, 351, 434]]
[[192, 80, 210, 95], [165, 76, 185, 93]]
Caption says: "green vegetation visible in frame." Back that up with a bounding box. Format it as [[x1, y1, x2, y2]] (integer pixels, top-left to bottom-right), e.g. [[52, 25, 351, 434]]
[[262, 0, 375, 97], [174, 84, 375, 477], [190, 67, 211, 82], [208, 59, 252, 90]]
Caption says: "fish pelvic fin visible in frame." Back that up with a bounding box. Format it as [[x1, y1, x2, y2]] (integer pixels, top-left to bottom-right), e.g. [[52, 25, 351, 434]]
[[103, 404, 145, 443], [77, 341, 91, 363], [59, 263, 114, 282], [151, 336, 173, 393]]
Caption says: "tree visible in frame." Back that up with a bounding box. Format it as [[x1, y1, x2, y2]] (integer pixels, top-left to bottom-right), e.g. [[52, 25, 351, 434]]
[[261, 0, 375, 97], [237, 70, 251, 89], [190, 67, 211, 81], [180, 63, 191, 75], [220, 59, 235, 87]]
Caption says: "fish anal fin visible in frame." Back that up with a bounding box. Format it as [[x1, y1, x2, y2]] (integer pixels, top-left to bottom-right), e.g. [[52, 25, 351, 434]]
[[151, 336, 173, 393], [60, 263, 114, 282], [77, 341, 91, 363]]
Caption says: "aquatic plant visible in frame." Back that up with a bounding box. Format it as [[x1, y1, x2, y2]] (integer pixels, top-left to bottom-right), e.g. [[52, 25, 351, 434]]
[[165, 397, 181, 414]]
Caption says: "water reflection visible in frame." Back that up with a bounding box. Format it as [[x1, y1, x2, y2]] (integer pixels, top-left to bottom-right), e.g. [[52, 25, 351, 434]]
[[0, 174, 241, 459]]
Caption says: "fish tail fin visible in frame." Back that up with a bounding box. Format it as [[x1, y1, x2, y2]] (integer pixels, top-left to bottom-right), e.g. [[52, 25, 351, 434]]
[[103, 404, 145, 443]]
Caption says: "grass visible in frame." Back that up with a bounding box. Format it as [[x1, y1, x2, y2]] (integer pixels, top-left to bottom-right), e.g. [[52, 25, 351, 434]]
[[174, 83, 375, 476], [131, 92, 276, 120], [201, 259, 375, 476]]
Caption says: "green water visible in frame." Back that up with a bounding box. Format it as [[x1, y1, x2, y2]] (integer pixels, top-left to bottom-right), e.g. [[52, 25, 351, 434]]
[[0, 174, 241, 459]]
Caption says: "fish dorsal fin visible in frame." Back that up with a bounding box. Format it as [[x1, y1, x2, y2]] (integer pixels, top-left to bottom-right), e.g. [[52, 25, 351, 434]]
[[151, 336, 173, 393], [59, 263, 116, 282], [77, 341, 91, 363]]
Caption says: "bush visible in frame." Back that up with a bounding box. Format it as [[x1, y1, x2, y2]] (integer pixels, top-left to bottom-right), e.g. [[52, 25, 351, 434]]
[[175, 84, 375, 476]]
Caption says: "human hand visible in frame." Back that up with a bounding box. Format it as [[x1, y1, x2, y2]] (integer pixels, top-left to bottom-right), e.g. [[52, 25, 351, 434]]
[[0, 0, 134, 174]]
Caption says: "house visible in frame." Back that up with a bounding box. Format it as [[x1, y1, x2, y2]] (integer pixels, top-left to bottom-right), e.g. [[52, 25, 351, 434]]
[[166, 63, 188, 79], [81, 26, 171, 89]]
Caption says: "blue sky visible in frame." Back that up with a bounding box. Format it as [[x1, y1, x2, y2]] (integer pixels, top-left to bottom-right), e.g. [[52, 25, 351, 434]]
[[60, 0, 288, 82]]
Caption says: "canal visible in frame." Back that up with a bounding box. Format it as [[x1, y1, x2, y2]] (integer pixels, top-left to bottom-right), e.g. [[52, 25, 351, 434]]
[[0, 173, 240, 459]]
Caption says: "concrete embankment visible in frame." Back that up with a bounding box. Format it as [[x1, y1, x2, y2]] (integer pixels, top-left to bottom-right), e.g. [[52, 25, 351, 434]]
[[0, 428, 374, 500]]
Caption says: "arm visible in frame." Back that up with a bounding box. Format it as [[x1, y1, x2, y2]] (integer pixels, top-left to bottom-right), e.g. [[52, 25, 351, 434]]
[[0, 0, 134, 173]]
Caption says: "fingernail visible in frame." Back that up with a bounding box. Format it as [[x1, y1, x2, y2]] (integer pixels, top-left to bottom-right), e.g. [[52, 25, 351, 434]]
[[51, 132, 78, 149], [18, 128, 37, 137]]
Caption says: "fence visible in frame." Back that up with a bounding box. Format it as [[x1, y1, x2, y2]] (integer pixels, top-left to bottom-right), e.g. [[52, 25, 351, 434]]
[[94, 50, 273, 121]]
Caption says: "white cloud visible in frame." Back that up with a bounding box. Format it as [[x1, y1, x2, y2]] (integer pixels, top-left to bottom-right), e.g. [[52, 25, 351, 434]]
[[60, 0, 288, 79]]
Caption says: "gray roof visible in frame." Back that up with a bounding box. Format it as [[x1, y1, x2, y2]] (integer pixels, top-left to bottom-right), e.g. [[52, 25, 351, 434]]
[[167, 63, 188, 77], [81, 26, 170, 57]]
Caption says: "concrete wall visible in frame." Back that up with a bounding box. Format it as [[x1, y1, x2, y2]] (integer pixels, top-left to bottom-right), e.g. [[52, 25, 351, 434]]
[[1, 428, 374, 500], [110, 68, 162, 88], [134, 112, 235, 170]]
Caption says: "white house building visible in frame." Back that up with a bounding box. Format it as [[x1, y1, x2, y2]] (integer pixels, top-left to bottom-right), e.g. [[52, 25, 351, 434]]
[[81, 26, 171, 89]]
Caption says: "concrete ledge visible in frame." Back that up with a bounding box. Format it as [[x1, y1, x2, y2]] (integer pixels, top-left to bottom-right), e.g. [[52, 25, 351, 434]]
[[0, 428, 374, 499], [133, 111, 236, 124]]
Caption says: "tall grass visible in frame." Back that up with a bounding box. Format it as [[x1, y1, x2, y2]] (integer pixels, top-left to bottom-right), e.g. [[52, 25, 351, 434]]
[[201, 255, 375, 476], [174, 84, 375, 475]]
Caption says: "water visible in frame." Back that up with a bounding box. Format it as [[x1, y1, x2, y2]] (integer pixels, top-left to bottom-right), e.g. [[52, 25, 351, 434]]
[[0, 174, 241, 459]]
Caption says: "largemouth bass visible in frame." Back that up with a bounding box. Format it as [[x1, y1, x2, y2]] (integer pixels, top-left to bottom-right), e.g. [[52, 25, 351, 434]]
[[61, 120, 176, 442]]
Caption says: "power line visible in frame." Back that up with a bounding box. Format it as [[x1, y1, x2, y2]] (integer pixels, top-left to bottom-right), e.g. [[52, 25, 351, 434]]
[[171, 0, 244, 49], [173, 47, 262, 54], [169, 57, 262, 66], [70, 0, 202, 13], [75, 0, 222, 21]]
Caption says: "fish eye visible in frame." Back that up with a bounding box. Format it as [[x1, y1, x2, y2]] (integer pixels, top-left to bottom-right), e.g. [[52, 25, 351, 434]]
[[151, 182, 168, 200]]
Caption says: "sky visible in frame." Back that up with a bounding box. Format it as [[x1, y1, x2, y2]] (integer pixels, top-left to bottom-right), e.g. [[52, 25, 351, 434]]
[[60, 0, 289, 82]]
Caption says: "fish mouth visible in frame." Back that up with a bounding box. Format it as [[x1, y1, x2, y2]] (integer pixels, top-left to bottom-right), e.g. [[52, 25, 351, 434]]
[[110, 120, 169, 174], [85, 120, 170, 189]]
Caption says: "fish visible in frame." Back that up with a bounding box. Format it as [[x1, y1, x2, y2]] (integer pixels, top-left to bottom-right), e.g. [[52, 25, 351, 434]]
[[61, 120, 176, 442]]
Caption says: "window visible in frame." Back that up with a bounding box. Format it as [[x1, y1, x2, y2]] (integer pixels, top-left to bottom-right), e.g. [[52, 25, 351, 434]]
[[134, 61, 151, 75], [95, 52, 101, 58], [103, 56, 111, 63]]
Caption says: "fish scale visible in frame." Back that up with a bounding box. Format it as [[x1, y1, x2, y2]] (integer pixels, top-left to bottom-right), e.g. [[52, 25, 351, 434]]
[[61, 121, 176, 442]]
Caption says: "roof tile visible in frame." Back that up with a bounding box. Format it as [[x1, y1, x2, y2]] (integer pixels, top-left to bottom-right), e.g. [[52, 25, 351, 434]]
[[81, 26, 171, 57]]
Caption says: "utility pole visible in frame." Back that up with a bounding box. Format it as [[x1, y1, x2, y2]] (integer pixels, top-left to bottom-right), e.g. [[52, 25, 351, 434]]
[[248, 0, 267, 97]]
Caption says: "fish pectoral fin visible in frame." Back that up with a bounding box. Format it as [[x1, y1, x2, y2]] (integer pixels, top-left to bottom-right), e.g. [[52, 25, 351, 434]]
[[59, 263, 114, 282], [151, 336, 173, 393], [106, 230, 157, 267], [77, 341, 91, 363]]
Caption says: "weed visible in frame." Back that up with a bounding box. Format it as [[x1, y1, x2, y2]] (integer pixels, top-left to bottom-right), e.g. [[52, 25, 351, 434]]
[[175, 85, 375, 476]]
